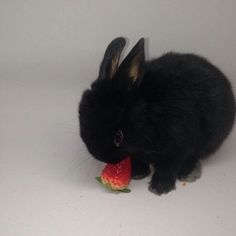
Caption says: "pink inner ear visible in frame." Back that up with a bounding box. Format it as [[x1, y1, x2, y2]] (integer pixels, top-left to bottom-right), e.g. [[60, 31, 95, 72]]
[[114, 130, 124, 147], [110, 56, 120, 79], [129, 54, 142, 82]]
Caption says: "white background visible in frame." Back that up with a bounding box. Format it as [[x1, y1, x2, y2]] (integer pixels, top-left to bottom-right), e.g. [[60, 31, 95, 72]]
[[1, 1, 236, 235]]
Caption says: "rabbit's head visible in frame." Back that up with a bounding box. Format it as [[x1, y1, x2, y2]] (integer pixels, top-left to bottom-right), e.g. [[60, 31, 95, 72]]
[[79, 38, 147, 163]]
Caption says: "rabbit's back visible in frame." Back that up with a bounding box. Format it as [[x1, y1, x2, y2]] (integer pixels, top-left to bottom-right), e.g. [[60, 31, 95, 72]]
[[140, 53, 235, 158]]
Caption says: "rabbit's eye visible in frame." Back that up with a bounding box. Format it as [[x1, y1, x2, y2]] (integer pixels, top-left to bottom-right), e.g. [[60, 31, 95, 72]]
[[114, 130, 123, 147]]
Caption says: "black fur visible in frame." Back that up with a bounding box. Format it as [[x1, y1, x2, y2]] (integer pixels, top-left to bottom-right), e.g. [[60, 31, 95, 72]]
[[79, 37, 235, 195]]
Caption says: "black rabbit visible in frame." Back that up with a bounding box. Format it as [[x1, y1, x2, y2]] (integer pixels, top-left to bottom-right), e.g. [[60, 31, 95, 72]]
[[79, 37, 235, 195]]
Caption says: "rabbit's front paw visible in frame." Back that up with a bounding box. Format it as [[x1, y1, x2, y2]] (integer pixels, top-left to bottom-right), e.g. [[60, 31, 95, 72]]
[[149, 174, 176, 195], [131, 159, 150, 180]]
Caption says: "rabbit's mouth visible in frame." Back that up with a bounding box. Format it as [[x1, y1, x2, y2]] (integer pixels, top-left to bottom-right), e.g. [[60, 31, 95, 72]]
[[94, 149, 130, 164], [103, 153, 128, 164]]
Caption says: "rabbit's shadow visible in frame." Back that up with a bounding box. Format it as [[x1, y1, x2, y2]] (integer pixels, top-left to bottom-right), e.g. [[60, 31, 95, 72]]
[[201, 127, 236, 167]]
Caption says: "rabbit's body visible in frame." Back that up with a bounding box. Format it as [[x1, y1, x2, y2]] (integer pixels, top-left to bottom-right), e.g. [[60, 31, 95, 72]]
[[79, 38, 235, 195], [138, 53, 235, 161]]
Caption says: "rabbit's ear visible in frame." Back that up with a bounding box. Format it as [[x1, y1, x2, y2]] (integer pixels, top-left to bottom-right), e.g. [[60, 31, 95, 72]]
[[99, 37, 126, 80], [115, 38, 145, 88]]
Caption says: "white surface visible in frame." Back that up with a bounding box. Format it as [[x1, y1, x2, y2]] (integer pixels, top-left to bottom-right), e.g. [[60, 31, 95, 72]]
[[1, 1, 236, 236]]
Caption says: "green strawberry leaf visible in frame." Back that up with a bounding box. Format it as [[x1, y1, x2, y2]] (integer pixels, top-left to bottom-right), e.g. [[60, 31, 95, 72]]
[[117, 188, 131, 193], [95, 177, 131, 193], [95, 176, 102, 184]]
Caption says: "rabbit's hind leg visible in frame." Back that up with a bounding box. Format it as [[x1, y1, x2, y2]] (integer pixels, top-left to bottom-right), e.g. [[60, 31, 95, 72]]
[[178, 159, 202, 182]]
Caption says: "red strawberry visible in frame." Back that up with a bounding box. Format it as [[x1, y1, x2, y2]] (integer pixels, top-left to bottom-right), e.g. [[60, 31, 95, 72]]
[[96, 156, 131, 193]]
